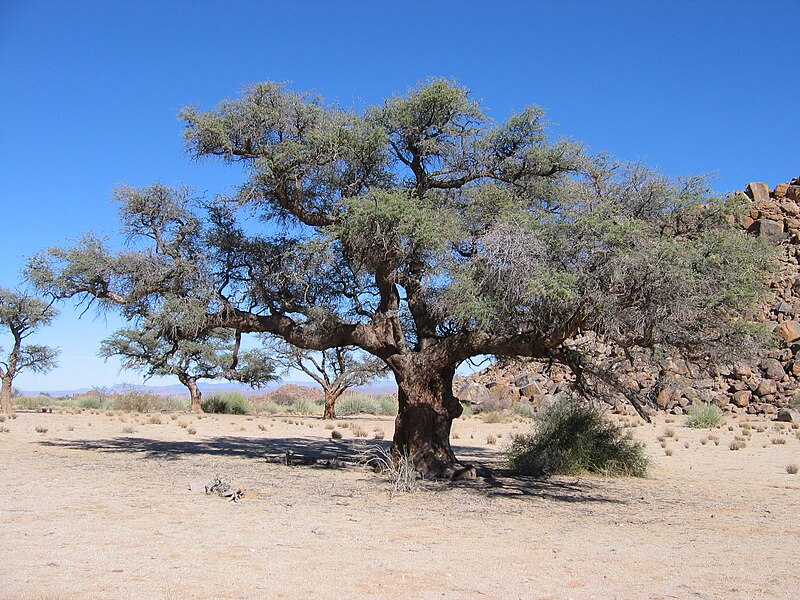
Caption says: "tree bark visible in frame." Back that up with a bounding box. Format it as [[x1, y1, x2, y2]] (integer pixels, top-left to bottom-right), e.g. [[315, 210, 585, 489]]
[[0, 376, 13, 414], [392, 364, 463, 478], [323, 390, 336, 420], [182, 377, 203, 413]]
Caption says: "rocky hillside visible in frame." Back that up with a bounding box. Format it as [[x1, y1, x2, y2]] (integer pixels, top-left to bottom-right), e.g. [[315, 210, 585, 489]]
[[457, 178, 800, 420]]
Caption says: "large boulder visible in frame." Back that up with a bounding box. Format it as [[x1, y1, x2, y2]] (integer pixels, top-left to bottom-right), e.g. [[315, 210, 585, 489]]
[[776, 407, 800, 423], [746, 182, 771, 203], [775, 320, 800, 343], [754, 218, 785, 243], [761, 358, 787, 381]]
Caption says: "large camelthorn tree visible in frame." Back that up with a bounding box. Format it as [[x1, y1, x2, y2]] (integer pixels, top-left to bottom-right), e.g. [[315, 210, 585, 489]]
[[29, 80, 771, 476]]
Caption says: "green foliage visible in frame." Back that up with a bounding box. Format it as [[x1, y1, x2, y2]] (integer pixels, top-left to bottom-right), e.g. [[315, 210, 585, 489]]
[[685, 403, 725, 429], [113, 389, 186, 413], [336, 393, 398, 416], [376, 394, 399, 416], [287, 397, 322, 416], [12, 395, 46, 410], [201, 392, 251, 414], [511, 401, 537, 419], [78, 396, 104, 410], [505, 399, 649, 477]]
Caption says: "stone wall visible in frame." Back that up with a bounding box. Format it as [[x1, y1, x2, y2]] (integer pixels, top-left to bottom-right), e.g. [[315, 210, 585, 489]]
[[456, 178, 800, 419]]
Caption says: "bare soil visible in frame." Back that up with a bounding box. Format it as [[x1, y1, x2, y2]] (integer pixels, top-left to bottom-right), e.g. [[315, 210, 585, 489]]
[[1, 409, 798, 599]]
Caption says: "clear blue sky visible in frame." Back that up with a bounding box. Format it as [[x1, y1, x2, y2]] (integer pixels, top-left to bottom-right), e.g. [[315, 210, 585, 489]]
[[1, 0, 798, 391]]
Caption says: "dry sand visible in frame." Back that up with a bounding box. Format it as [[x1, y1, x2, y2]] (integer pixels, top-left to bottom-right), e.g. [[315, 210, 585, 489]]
[[1, 409, 799, 599]]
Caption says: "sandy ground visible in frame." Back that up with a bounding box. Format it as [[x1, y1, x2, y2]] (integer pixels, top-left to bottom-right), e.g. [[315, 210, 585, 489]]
[[1, 408, 799, 600]]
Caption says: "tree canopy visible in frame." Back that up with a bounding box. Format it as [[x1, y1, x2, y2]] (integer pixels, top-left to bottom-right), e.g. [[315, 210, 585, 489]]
[[28, 79, 773, 475]]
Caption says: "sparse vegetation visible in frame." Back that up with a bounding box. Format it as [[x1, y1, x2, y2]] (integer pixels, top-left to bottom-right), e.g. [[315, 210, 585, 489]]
[[331, 429, 343, 440], [351, 425, 369, 438], [366, 446, 420, 494], [685, 403, 725, 429], [786, 463, 799, 475], [34, 425, 48, 434], [505, 398, 649, 477], [113, 389, 185, 413], [729, 440, 745, 451], [771, 437, 786, 445], [335, 393, 398, 417], [511, 402, 536, 419], [201, 393, 251, 415]]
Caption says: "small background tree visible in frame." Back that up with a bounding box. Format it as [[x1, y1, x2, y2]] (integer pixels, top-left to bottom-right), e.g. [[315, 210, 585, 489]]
[[273, 342, 387, 419], [100, 324, 274, 412], [0, 288, 59, 413]]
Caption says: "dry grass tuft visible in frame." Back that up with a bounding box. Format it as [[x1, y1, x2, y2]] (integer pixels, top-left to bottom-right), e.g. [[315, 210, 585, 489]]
[[786, 463, 799, 475], [35, 425, 48, 434], [729, 440, 745, 451]]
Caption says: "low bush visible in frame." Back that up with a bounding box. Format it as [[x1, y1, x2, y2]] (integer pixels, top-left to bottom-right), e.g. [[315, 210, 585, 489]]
[[78, 396, 104, 410], [113, 389, 185, 413], [505, 398, 649, 478], [287, 398, 322, 416], [201, 392, 251, 415], [511, 401, 536, 419], [12, 395, 48, 410], [375, 394, 398, 416], [336, 393, 378, 416], [685, 403, 725, 429]]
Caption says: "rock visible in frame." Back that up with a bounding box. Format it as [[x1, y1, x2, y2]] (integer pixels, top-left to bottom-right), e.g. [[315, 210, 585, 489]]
[[518, 381, 543, 399], [781, 200, 800, 216], [754, 218, 785, 243], [732, 390, 752, 407], [774, 183, 790, 198], [755, 379, 778, 397], [787, 185, 800, 202], [776, 407, 800, 423], [733, 362, 753, 378], [746, 182, 771, 203], [485, 383, 520, 411], [761, 358, 786, 381], [456, 381, 490, 407], [775, 320, 800, 343]]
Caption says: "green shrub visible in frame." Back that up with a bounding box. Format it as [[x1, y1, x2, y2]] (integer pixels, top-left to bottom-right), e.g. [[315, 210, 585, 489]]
[[336, 393, 379, 416], [12, 395, 45, 410], [113, 390, 186, 413], [287, 398, 322, 416], [78, 396, 103, 410], [376, 394, 399, 416], [201, 392, 251, 415], [257, 400, 284, 416], [685, 403, 725, 429], [511, 401, 536, 419], [505, 398, 649, 478]]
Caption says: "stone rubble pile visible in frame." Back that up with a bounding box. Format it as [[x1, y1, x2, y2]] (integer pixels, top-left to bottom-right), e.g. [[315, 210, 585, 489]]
[[456, 178, 800, 420]]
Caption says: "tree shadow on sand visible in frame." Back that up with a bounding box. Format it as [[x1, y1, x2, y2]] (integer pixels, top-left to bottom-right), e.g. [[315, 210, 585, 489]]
[[39, 435, 627, 504]]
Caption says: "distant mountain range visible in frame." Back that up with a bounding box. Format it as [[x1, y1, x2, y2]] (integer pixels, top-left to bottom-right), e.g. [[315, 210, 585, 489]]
[[20, 379, 398, 398]]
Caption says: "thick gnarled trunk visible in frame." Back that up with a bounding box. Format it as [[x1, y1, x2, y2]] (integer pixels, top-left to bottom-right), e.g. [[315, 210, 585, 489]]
[[180, 376, 203, 413], [392, 365, 463, 478], [0, 376, 13, 414], [323, 390, 337, 420]]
